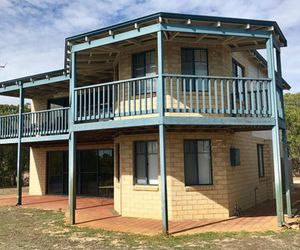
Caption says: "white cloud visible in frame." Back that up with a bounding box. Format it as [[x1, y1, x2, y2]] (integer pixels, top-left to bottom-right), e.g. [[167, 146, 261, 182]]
[[0, 0, 299, 105]]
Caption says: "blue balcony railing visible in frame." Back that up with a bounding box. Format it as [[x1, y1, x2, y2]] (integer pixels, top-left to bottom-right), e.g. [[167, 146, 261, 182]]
[[74, 75, 158, 122], [163, 74, 272, 116], [0, 114, 19, 139], [0, 74, 277, 140], [22, 107, 69, 137], [74, 74, 273, 123], [0, 107, 69, 139]]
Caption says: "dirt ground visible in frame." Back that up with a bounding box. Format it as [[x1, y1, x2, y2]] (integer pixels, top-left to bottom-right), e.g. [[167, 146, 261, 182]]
[[0, 206, 299, 250]]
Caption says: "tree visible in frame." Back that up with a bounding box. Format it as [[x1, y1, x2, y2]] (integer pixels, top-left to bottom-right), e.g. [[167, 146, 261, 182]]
[[284, 92, 300, 175], [0, 104, 30, 187]]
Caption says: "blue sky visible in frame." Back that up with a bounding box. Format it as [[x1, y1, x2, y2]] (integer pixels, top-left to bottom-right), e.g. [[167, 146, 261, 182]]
[[0, 0, 299, 104]]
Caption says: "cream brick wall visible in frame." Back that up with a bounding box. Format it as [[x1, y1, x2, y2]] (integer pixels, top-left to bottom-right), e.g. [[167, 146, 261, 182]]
[[113, 130, 274, 220], [114, 134, 162, 219], [166, 131, 231, 220], [29, 147, 47, 195], [226, 132, 274, 215]]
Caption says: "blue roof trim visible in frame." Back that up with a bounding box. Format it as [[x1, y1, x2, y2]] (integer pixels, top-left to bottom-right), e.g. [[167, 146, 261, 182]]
[[66, 12, 287, 46], [0, 69, 67, 87]]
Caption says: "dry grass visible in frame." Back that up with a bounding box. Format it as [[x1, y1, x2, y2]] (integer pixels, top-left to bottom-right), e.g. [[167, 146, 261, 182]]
[[0, 206, 299, 250]]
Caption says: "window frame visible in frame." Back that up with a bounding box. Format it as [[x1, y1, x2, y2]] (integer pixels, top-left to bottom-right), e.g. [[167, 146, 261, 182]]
[[183, 139, 213, 186], [133, 140, 158, 186], [257, 144, 265, 178], [132, 50, 156, 95], [232, 59, 245, 78], [232, 59, 246, 101], [181, 48, 209, 92], [132, 50, 156, 78]]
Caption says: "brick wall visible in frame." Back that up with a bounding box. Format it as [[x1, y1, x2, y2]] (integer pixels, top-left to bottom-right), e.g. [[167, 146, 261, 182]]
[[113, 130, 274, 220], [114, 134, 162, 219], [226, 132, 274, 215]]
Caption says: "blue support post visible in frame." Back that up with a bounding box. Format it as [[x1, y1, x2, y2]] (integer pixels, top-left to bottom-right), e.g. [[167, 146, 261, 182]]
[[159, 124, 168, 233], [16, 81, 24, 205], [276, 47, 293, 218], [157, 30, 165, 119], [266, 34, 284, 226], [282, 129, 292, 217], [69, 52, 77, 224], [157, 30, 168, 234]]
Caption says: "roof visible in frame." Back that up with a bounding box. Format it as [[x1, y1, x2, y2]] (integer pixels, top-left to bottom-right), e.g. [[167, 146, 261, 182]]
[[0, 12, 289, 91], [0, 69, 66, 88], [66, 12, 287, 46]]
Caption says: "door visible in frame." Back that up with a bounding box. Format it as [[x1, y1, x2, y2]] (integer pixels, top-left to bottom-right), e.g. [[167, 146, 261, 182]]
[[47, 151, 65, 194], [98, 149, 114, 198], [78, 150, 99, 196], [47, 149, 113, 197]]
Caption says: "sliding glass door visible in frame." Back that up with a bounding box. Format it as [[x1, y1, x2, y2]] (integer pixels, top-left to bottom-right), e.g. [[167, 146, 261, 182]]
[[98, 150, 114, 197], [47, 149, 113, 197], [47, 151, 67, 195]]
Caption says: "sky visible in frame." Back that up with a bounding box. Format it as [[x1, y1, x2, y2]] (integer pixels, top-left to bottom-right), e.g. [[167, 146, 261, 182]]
[[0, 0, 299, 104]]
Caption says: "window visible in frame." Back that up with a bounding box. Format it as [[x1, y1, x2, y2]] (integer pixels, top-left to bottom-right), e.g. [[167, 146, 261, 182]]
[[132, 50, 156, 94], [48, 97, 69, 109], [181, 48, 208, 91], [257, 144, 265, 178], [134, 141, 158, 185], [132, 50, 156, 78], [232, 59, 245, 78], [184, 140, 212, 185], [232, 59, 245, 100]]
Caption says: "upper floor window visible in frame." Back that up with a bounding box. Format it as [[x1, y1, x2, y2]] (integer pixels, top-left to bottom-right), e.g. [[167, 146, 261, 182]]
[[232, 59, 245, 78], [181, 48, 208, 91], [48, 97, 69, 109], [134, 141, 158, 185], [181, 48, 208, 76], [132, 50, 156, 78], [257, 144, 265, 178], [132, 50, 156, 94], [232, 59, 245, 100], [184, 140, 213, 185]]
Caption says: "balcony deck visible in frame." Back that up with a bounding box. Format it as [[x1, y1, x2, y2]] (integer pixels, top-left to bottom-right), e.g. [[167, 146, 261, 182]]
[[0, 75, 276, 144]]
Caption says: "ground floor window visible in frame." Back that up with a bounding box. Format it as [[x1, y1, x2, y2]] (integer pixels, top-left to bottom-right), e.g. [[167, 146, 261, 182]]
[[47, 149, 114, 197], [257, 144, 265, 178], [134, 141, 158, 185], [184, 140, 213, 185]]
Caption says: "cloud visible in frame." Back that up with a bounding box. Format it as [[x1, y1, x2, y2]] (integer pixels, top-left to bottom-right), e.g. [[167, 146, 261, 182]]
[[0, 0, 299, 104]]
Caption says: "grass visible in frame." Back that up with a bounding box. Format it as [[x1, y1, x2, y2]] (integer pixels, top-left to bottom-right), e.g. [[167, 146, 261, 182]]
[[0, 186, 28, 196], [0, 206, 299, 250]]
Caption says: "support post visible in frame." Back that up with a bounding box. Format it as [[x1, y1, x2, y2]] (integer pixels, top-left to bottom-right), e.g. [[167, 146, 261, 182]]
[[68, 131, 76, 224], [282, 129, 292, 217], [159, 124, 168, 233], [157, 29, 168, 233], [157, 30, 165, 119], [16, 81, 24, 205], [68, 51, 77, 224], [276, 48, 293, 218], [266, 35, 284, 226]]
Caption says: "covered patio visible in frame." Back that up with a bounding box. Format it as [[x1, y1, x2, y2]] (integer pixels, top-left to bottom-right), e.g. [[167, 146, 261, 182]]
[[1, 192, 299, 235]]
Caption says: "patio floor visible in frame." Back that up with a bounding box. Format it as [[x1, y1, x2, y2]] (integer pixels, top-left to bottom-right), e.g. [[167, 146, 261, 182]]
[[1, 191, 299, 235]]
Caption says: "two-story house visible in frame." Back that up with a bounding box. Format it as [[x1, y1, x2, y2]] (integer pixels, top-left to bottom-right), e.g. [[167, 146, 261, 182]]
[[0, 12, 292, 233]]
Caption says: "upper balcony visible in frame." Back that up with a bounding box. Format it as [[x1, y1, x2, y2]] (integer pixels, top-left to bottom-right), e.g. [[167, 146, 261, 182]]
[[0, 13, 289, 143], [0, 73, 282, 142]]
